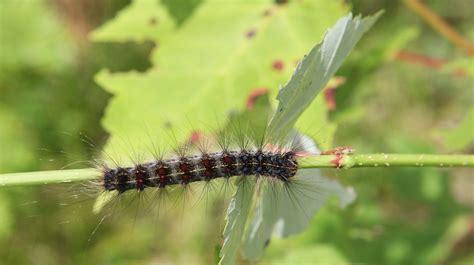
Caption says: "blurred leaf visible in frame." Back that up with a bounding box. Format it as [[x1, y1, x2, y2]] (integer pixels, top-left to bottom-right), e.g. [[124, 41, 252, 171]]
[[0, 0, 75, 75], [434, 107, 474, 151], [241, 169, 356, 260], [0, 192, 13, 240], [0, 105, 36, 172], [90, 0, 176, 43], [444, 57, 474, 77], [267, 244, 349, 265], [420, 169, 443, 200], [94, 0, 347, 157], [219, 178, 255, 265], [385, 239, 411, 264], [161, 0, 203, 25], [267, 12, 382, 141], [425, 216, 474, 265], [334, 22, 420, 117]]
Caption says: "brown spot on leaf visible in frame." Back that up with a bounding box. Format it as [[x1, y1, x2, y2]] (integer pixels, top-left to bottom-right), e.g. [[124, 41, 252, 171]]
[[246, 29, 256, 39], [324, 88, 337, 111], [263, 9, 272, 16], [275, 0, 288, 5], [323, 77, 346, 111], [246, 88, 269, 109], [149, 16, 158, 26], [272, 60, 284, 72]]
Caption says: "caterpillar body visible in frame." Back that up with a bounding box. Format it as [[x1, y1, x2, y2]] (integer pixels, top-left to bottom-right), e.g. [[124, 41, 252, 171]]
[[103, 149, 298, 193]]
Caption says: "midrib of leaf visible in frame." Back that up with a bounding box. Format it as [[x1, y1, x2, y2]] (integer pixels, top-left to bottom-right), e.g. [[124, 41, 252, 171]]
[[324, 19, 347, 76]]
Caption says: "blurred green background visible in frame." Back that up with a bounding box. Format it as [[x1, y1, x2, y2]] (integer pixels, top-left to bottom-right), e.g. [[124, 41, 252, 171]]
[[0, 0, 473, 264]]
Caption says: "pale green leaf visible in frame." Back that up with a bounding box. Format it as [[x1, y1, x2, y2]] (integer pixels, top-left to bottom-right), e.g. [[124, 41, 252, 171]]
[[241, 169, 356, 260], [219, 178, 256, 265], [90, 0, 175, 43], [267, 12, 382, 141]]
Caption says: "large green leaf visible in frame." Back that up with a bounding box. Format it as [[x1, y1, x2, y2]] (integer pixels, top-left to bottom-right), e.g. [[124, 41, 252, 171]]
[[93, 0, 347, 158]]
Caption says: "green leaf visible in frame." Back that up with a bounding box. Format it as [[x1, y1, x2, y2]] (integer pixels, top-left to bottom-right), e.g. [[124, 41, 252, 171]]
[[267, 12, 382, 141], [219, 178, 256, 265], [90, 0, 175, 43], [443, 57, 474, 77], [0, 0, 75, 74], [161, 0, 203, 25], [241, 169, 356, 260], [425, 216, 474, 265], [0, 105, 36, 172], [94, 0, 347, 158], [267, 244, 350, 265]]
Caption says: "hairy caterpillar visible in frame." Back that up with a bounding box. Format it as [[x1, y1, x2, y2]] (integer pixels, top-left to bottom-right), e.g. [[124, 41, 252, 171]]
[[99, 136, 301, 194]]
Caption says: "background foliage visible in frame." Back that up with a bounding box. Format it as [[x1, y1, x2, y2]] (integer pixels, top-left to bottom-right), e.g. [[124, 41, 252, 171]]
[[0, 0, 472, 264]]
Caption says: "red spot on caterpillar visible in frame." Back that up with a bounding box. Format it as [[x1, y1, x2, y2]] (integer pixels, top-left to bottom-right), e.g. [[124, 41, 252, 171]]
[[201, 158, 212, 168], [179, 163, 190, 172], [158, 167, 167, 176], [246, 88, 269, 109], [272, 60, 284, 72], [222, 154, 232, 164]]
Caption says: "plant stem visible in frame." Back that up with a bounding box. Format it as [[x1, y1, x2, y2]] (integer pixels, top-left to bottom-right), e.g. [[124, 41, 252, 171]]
[[0, 154, 472, 187], [0, 168, 100, 187], [298, 154, 474, 169]]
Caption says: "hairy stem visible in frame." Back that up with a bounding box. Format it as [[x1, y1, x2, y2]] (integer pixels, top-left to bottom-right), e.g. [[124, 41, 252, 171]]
[[0, 154, 472, 187]]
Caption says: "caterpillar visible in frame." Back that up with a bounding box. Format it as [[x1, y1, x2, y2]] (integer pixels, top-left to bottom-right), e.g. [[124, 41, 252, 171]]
[[102, 149, 298, 193]]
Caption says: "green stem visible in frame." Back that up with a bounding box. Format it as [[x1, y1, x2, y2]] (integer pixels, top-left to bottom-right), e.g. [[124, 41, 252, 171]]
[[298, 154, 474, 169], [0, 154, 472, 187], [0, 168, 100, 187]]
